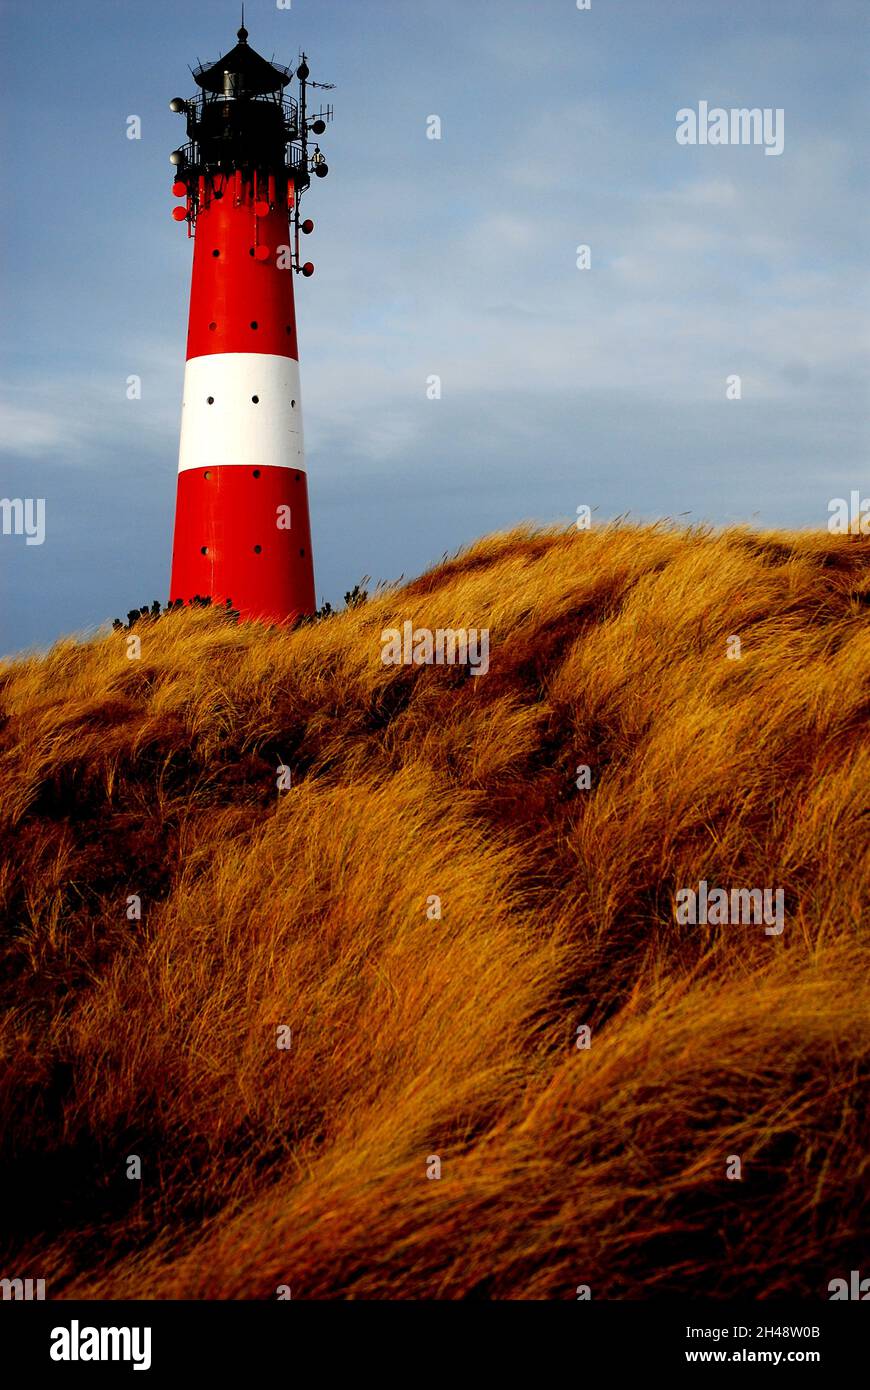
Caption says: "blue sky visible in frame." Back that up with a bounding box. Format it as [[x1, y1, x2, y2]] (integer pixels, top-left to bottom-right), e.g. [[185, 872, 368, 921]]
[[1, 0, 868, 654]]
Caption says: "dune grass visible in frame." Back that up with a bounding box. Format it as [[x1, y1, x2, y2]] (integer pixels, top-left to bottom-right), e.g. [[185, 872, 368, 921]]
[[0, 521, 868, 1299]]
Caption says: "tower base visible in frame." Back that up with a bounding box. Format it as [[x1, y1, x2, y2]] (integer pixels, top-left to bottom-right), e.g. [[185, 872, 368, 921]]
[[170, 465, 315, 625]]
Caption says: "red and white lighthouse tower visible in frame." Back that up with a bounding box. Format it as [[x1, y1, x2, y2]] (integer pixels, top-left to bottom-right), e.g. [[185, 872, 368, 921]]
[[168, 24, 333, 624]]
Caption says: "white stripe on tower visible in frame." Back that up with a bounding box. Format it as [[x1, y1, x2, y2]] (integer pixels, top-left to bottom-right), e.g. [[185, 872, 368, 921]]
[[178, 354, 304, 473]]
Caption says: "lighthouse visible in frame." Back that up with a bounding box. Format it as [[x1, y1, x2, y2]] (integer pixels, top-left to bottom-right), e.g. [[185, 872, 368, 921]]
[[168, 24, 333, 625]]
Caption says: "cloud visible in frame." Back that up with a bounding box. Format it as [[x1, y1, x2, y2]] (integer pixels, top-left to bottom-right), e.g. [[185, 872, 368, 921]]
[[0, 399, 74, 457]]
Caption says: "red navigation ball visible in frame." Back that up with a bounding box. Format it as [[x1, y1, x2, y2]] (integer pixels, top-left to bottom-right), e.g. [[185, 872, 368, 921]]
[[254, 200, 270, 218], [254, 245, 271, 261], [301, 219, 315, 235], [172, 207, 188, 222], [302, 262, 315, 277], [172, 181, 188, 198]]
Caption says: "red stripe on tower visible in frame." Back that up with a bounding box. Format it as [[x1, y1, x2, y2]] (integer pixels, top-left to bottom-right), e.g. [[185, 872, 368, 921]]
[[167, 24, 332, 625]]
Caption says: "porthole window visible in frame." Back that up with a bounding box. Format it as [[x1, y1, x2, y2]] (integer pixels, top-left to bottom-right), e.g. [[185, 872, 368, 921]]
[[209, 322, 217, 332], [212, 250, 220, 258], [201, 546, 209, 556], [249, 248, 255, 257], [250, 321, 259, 330], [254, 545, 263, 555], [299, 548, 306, 558], [207, 396, 215, 405], [204, 471, 212, 480], [291, 400, 296, 408], [252, 395, 260, 404], [253, 469, 261, 478]]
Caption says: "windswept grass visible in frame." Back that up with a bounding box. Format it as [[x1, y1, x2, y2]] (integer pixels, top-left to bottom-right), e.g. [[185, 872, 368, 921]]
[[0, 522, 868, 1299]]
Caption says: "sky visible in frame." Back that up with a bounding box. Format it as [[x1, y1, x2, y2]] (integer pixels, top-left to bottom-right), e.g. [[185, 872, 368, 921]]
[[1, 0, 868, 654]]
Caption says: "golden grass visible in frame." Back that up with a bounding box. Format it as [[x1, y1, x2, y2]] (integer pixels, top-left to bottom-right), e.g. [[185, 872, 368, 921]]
[[0, 522, 868, 1299]]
